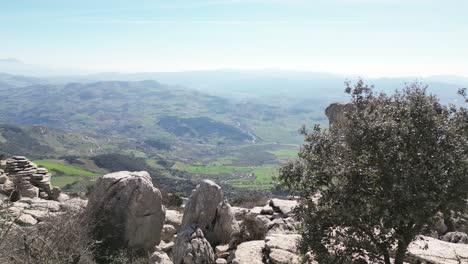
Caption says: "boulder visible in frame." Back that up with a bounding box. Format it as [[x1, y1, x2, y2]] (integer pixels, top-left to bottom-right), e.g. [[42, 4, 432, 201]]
[[215, 258, 227, 264], [21, 186, 39, 199], [264, 234, 301, 264], [181, 180, 236, 246], [173, 224, 215, 264], [325, 102, 354, 127], [407, 235, 468, 264], [230, 240, 265, 264], [162, 224, 177, 242], [166, 209, 183, 229], [85, 171, 165, 253], [61, 197, 87, 212], [268, 249, 299, 264], [440, 231, 468, 244], [265, 234, 301, 253], [15, 213, 38, 226], [150, 247, 174, 264], [269, 199, 297, 216], [212, 200, 239, 245]]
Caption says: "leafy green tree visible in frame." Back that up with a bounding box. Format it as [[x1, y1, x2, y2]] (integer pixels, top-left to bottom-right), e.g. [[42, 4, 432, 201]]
[[280, 81, 468, 264]]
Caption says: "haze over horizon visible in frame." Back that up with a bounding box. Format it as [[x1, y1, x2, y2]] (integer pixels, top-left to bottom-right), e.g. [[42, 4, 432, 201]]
[[2, 0, 468, 78]]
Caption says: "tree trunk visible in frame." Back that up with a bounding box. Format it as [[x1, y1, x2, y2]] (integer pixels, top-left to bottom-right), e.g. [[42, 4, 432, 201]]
[[393, 240, 409, 264]]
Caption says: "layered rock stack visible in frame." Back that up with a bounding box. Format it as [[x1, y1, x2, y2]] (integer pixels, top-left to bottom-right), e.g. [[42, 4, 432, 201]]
[[2, 156, 52, 199]]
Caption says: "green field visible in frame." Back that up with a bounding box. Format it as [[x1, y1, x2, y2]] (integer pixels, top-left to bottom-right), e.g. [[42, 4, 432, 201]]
[[51, 176, 81, 187], [184, 165, 251, 175], [34, 160, 99, 176]]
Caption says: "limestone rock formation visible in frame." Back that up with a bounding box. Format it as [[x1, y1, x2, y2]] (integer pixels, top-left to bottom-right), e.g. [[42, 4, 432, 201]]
[[0, 156, 53, 200], [181, 180, 237, 246], [162, 224, 177, 242], [85, 171, 165, 253], [173, 224, 215, 264], [325, 102, 354, 127], [230, 240, 265, 264], [407, 236, 468, 264], [150, 246, 174, 264], [269, 198, 297, 216], [166, 209, 183, 230], [440, 231, 468, 244], [264, 234, 301, 264]]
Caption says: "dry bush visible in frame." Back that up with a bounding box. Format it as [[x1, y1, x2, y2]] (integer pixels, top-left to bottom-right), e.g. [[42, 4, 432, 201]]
[[0, 211, 95, 264]]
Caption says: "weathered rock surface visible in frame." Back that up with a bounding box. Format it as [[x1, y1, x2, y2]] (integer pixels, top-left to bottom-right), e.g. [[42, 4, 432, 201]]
[[264, 234, 301, 264], [162, 224, 177, 242], [85, 171, 165, 253], [166, 209, 183, 229], [173, 224, 215, 264], [150, 246, 174, 264], [269, 198, 297, 216], [325, 102, 354, 127], [407, 236, 468, 264], [181, 180, 237, 246], [440, 231, 468, 244], [230, 240, 265, 264], [1, 156, 53, 200]]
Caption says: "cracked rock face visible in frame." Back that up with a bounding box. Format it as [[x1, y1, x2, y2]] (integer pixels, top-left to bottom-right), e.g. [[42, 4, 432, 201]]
[[85, 171, 165, 253], [173, 225, 215, 264], [181, 180, 237, 246]]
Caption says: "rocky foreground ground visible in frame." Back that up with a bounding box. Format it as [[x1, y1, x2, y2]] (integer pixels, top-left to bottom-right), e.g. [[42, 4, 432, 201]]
[[1, 158, 468, 263]]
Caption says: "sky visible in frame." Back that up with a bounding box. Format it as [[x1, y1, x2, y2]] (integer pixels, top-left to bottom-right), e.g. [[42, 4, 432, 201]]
[[1, 0, 467, 77]]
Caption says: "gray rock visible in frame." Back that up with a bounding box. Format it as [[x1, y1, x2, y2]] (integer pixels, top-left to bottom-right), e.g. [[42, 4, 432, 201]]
[[173, 225, 215, 264], [265, 234, 301, 253], [15, 213, 38, 226], [166, 209, 183, 229], [181, 180, 236, 246], [215, 258, 227, 264], [162, 224, 177, 242], [21, 186, 39, 199], [149, 247, 174, 264], [61, 197, 87, 212], [268, 249, 299, 264], [231, 240, 264, 264], [325, 102, 354, 127], [86, 171, 165, 253], [407, 235, 468, 264], [269, 199, 297, 216], [440, 231, 468, 244]]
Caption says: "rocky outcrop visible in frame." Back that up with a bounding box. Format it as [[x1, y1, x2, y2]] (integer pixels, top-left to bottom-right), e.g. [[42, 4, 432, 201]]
[[235, 199, 299, 244], [407, 236, 468, 264], [0, 156, 53, 200], [440, 231, 468, 244], [166, 209, 183, 230], [173, 224, 215, 264], [150, 246, 174, 264], [181, 180, 238, 246], [230, 240, 265, 264], [325, 102, 354, 127], [264, 234, 301, 264], [85, 171, 165, 253]]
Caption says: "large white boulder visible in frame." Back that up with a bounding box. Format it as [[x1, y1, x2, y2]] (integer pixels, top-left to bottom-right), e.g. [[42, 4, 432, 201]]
[[85, 171, 165, 253]]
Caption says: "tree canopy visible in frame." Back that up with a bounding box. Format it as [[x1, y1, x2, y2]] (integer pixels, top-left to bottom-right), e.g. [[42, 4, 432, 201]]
[[280, 81, 468, 264]]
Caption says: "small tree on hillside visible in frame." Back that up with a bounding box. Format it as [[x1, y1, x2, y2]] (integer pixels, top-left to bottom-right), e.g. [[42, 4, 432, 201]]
[[280, 81, 468, 264]]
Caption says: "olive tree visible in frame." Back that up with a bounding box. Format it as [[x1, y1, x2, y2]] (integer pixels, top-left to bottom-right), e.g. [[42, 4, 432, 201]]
[[280, 81, 468, 264]]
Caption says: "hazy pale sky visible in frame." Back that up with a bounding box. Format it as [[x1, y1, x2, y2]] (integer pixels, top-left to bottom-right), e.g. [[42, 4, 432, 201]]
[[1, 0, 467, 77]]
